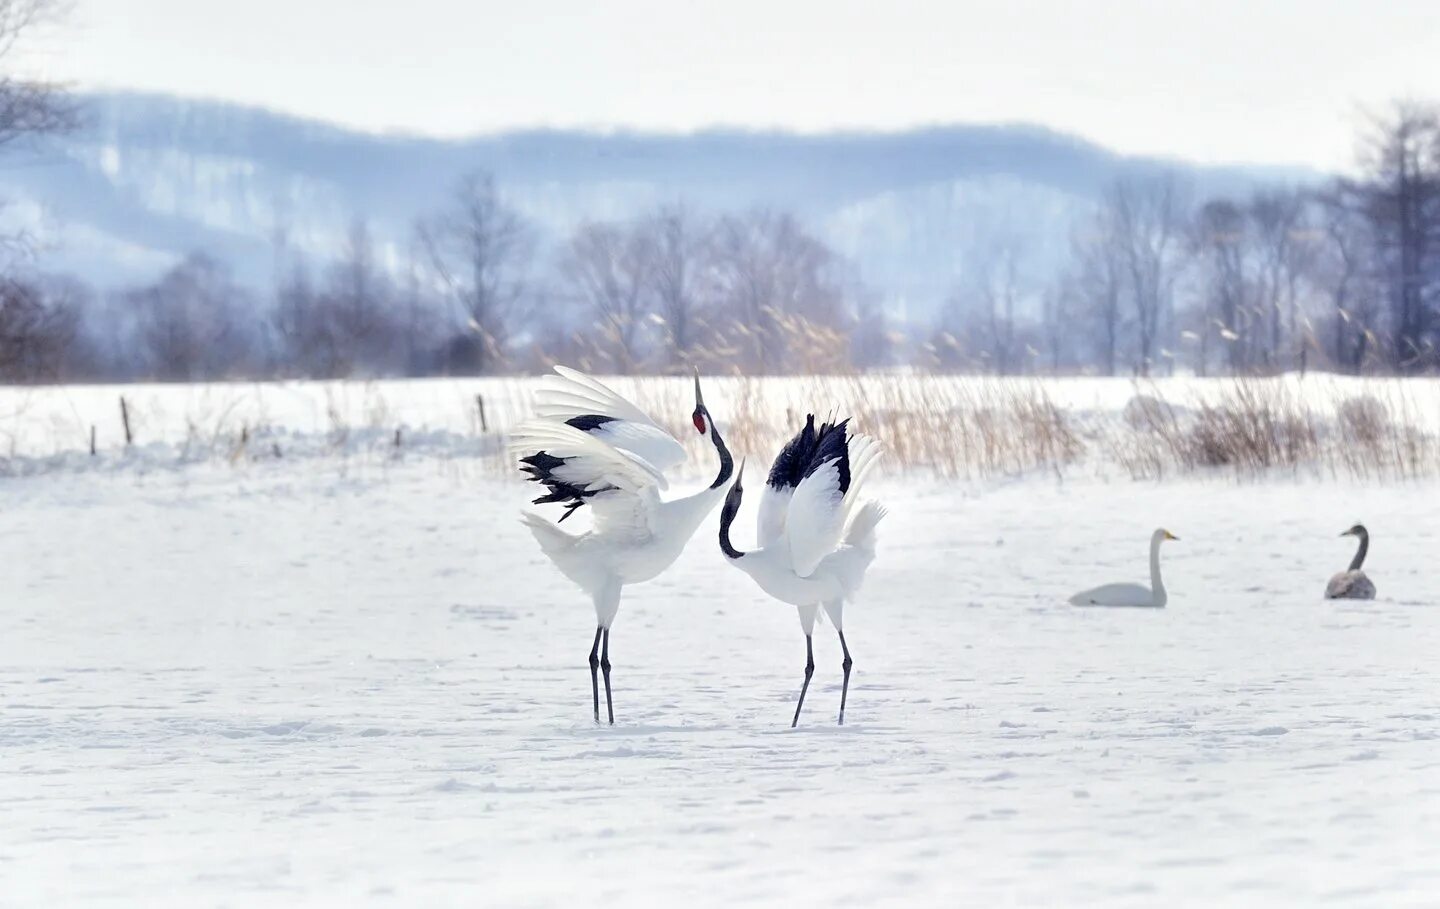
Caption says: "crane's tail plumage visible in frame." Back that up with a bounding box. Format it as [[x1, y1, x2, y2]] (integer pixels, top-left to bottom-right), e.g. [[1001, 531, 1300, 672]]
[[822, 500, 886, 599], [844, 500, 886, 556], [841, 435, 884, 527], [520, 511, 578, 561]]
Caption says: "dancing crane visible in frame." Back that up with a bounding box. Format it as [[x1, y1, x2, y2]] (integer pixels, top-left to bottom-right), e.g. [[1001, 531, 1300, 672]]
[[717, 415, 885, 727], [512, 367, 733, 724]]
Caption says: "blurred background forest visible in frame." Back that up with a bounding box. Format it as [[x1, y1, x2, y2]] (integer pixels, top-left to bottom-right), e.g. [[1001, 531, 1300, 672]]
[[2, 1, 1439, 383]]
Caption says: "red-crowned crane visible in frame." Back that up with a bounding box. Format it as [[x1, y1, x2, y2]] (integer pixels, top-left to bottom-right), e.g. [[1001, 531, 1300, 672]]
[[717, 415, 885, 727], [511, 367, 732, 724]]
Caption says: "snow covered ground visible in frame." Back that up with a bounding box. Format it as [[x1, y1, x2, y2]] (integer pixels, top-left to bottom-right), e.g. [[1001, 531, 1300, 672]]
[[3, 453, 1438, 906]]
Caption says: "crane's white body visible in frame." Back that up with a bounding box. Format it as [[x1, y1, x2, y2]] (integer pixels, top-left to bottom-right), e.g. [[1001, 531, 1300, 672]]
[[727, 501, 885, 634], [521, 485, 725, 624], [1069, 529, 1174, 608], [728, 433, 884, 632]]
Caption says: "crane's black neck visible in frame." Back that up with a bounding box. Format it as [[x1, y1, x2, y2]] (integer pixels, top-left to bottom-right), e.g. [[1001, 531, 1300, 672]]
[[705, 410, 733, 489], [1349, 528, 1369, 571], [718, 479, 746, 560]]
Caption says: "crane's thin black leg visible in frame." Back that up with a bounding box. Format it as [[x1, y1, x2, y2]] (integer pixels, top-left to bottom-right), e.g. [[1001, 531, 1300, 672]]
[[791, 635, 815, 728], [837, 630, 854, 726], [600, 628, 614, 725], [587, 626, 603, 724]]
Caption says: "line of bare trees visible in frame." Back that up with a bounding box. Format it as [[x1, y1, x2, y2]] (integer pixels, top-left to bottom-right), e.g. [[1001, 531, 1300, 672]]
[[930, 103, 1440, 377], [0, 181, 882, 382]]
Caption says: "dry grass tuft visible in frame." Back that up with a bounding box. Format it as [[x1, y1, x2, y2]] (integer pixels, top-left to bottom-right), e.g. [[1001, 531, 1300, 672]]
[[622, 374, 1440, 483]]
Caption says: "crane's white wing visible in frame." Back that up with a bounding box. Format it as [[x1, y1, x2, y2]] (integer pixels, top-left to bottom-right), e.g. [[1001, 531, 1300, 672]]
[[534, 366, 658, 425], [784, 457, 847, 578], [579, 419, 685, 476], [511, 420, 665, 490], [530, 367, 685, 472], [757, 485, 792, 549], [511, 419, 667, 537]]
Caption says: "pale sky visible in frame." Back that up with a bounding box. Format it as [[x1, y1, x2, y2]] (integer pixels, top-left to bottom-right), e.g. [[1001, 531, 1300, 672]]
[[27, 0, 1440, 171]]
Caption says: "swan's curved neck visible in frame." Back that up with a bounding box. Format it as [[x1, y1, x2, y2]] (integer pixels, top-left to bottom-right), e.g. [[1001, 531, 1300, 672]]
[[1150, 536, 1167, 606], [1349, 529, 1369, 572], [706, 414, 733, 490]]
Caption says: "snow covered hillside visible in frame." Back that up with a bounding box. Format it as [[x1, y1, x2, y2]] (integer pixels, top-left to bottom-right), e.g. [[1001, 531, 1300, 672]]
[[0, 92, 1306, 313], [2, 462, 1437, 906]]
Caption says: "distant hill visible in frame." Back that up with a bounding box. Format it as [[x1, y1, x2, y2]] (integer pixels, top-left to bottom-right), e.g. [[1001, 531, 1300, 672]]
[[0, 91, 1318, 321]]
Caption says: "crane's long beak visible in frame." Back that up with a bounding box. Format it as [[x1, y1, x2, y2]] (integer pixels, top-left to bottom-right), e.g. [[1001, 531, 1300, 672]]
[[734, 458, 745, 487], [693, 368, 704, 410]]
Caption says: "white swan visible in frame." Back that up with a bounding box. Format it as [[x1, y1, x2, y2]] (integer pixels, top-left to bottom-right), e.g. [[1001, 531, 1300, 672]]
[[1069, 528, 1178, 608], [1325, 523, 1376, 600]]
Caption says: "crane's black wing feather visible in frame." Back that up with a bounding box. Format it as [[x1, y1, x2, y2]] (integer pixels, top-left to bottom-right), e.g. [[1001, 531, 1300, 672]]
[[516, 414, 620, 521], [766, 413, 851, 494]]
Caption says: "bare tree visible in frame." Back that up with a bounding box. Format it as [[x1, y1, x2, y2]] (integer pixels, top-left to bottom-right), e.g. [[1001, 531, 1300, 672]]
[[1109, 175, 1189, 375], [562, 219, 656, 373], [708, 210, 847, 373], [272, 223, 401, 378], [645, 204, 706, 368], [0, 1, 74, 151], [1038, 280, 1073, 373], [0, 274, 76, 380], [849, 284, 893, 370], [418, 171, 531, 373], [1191, 197, 1249, 372], [320, 219, 400, 376], [1071, 213, 1126, 376], [1247, 188, 1317, 369], [131, 253, 255, 381], [0, 0, 73, 271], [952, 233, 1028, 375], [1314, 188, 1382, 372], [271, 261, 328, 376], [1350, 101, 1440, 370], [396, 237, 446, 375]]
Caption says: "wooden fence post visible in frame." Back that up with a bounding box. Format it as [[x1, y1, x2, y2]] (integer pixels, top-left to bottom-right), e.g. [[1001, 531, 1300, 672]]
[[119, 396, 133, 446]]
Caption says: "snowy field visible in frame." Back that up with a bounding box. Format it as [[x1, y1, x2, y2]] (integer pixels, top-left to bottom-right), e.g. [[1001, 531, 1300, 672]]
[[3, 449, 1439, 906]]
